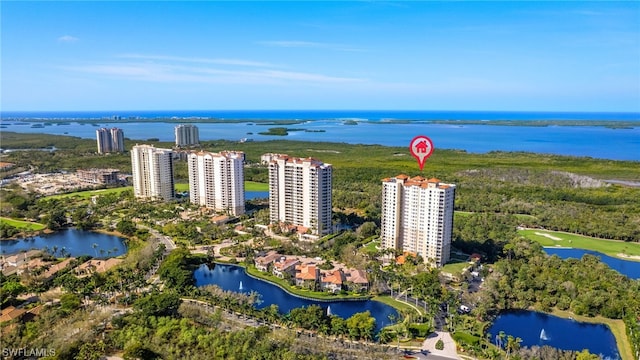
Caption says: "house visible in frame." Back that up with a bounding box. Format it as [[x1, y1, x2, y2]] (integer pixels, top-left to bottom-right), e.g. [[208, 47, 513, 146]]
[[41, 258, 74, 281], [75, 258, 123, 277], [1, 250, 42, 268], [345, 269, 369, 293], [320, 270, 344, 293], [272, 257, 299, 279], [254, 251, 280, 272], [295, 263, 319, 289], [0, 306, 26, 323]]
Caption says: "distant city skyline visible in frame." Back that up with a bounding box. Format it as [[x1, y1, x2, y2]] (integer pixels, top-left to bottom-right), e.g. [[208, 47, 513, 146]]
[[2, 1, 639, 112]]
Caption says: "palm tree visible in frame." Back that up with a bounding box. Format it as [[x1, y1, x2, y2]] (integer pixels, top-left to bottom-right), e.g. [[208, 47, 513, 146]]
[[92, 243, 98, 257]]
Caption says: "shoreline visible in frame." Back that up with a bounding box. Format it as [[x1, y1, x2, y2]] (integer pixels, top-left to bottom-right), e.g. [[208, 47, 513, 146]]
[[1, 116, 639, 128], [545, 308, 633, 360], [210, 261, 372, 303], [492, 308, 632, 360]]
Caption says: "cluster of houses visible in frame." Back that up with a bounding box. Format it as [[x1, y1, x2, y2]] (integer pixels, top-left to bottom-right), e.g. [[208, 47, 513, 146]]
[[0, 251, 123, 280], [254, 251, 369, 293]]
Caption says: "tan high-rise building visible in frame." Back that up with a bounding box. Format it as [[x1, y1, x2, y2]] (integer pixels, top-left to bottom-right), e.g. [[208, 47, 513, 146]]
[[131, 145, 175, 201], [175, 124, 199, 147], [188, 151, 245, 216], [267, 155, 332, 236], [96, 128, 124, 153], [380, 175, 456, 267]]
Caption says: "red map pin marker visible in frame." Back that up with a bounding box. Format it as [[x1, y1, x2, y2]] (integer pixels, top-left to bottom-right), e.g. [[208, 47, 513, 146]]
[[409, 135, 434, 171]]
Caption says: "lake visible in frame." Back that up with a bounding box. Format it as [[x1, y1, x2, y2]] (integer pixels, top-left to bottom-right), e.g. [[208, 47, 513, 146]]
[[193, 263, 398, 331], [1, 110, 639, 160], [245, 191, 269, 200], [0, 228, 127, 258], [488, 310, 620, 359], [543, 247, 640, 279]]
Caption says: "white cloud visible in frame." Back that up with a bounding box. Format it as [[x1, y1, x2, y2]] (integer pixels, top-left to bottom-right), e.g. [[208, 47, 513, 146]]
[[62, 59, 365, 85], [116, 54, 277, 68], [57, 35, 79, 43]]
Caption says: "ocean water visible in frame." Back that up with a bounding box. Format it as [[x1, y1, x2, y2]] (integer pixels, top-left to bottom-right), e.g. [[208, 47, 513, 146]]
[[1, 110, 639, 160]]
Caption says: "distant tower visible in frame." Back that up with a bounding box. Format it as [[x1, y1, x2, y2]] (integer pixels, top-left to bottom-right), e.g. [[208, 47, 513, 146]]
[[380, 175, 456, 267], [175, 124, 199, 147], [96, 127, 125, 153], [268, 154, 332, 236], [131, 144, 175, 201], [188, 151, 245, 216], [110, 128, 125, 152]]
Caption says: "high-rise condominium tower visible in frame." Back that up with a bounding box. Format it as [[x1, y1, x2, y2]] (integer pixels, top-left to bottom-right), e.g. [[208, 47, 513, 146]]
[[188, 151, 245, 216], [131, 145, 175, 201], [380, 175, 456, 267], [175, 124, 199, 147], [96, 128, 125, 154], [268, 154, 332, 236]]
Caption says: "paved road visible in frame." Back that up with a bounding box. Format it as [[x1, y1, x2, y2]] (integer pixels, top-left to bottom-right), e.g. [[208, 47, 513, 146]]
[[144, 226, 177, 252]]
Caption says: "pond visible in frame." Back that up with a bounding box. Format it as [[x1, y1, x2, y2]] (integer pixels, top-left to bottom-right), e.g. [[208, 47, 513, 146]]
[[245, 191, 269, 200], [543, 247, 640, 279], [0, 228, 127, 258], [194, 263, 398, 331], [488, 310, 619, 359]]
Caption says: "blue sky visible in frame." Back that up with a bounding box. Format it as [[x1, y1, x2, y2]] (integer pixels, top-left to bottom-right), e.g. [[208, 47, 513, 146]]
[[2, 1, 639, 111]]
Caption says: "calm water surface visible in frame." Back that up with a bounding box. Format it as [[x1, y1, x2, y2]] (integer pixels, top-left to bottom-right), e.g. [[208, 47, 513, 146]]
[[543, 247, 640, 279], [0, 228, 127, 258], [194, 263, 398, 331], [2, 110, 639, 160], [488, 310, 619, 359]]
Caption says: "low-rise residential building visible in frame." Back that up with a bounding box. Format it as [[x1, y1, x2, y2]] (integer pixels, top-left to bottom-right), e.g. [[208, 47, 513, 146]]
[[321, 270, 344, 293], [41, 258, 74, 281], [0, 306, 26, 324], [295, 263, 319, 289], [75, 258, 123, 277], [254, 251, 280, 272], [345, 269, 369, 293], [272, 257, 299, 279]]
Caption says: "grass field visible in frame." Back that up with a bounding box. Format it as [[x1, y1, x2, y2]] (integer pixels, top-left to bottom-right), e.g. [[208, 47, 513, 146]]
[[46, 181, 269, 200], [520, 229, 640, 260], [441, 261, 470, 275], [47, 187, 131, 200], [245, 181, 269, 191], [372, 295, 425, 317], [0, 217, 46, 230]]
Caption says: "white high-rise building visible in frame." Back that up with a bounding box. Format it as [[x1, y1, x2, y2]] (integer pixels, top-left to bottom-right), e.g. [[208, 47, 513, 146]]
[[96, 128, 125, 153], [188, 151, 245, 216], [131, 145, 175, 201], [268, 154, 332, 236], [380, 175, 456, 267], [175, 124, 199, 147]]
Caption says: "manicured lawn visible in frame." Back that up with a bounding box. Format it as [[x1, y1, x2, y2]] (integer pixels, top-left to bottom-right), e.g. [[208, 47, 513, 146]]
[[442, 261, 470, 275], [373, 295, 425, 316], [0, 217, 46, 230], [245, 181, 269, 191], [520, 229, 640, 259], [175, 183, 189, 192], [362, 239, 380, 254], [47, 187, 130, 200], [45, 181, 268, 199]]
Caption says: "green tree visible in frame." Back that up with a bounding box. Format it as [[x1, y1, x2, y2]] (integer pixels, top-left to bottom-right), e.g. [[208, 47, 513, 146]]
[[116, 219, 137, 236], [345, 311, 376, 341]]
